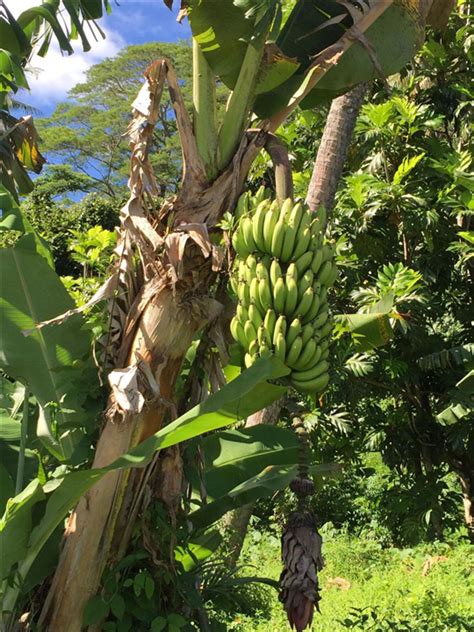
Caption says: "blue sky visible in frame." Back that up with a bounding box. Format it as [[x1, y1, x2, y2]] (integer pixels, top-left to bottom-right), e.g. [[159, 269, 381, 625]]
[[10, 1, 191, 115]]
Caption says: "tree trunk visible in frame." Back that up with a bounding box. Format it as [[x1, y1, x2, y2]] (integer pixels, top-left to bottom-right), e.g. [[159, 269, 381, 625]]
[[39, 59, 265, 630], [459, 468, 474, 543], [306, 83, 367, 215]]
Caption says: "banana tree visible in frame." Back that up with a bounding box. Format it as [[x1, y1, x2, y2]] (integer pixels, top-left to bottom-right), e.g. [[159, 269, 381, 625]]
[[0, 1, 448, 629]]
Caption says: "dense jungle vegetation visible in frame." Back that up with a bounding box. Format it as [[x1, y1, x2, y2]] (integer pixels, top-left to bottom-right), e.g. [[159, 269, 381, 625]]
[[0, 1, 472, 631]]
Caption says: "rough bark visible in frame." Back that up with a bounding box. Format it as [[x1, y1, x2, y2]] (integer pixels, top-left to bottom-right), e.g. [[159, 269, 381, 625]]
[[306, 83, 367, 216], [459, 469, 474, 543]]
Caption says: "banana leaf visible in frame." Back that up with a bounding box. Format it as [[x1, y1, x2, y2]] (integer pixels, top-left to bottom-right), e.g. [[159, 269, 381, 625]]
[[0, 357, 289, 613], [0, 242, 93, 460]]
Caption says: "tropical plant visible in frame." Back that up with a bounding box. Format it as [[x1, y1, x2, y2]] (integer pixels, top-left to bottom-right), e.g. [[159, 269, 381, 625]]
[[0, 0, 453, 629]]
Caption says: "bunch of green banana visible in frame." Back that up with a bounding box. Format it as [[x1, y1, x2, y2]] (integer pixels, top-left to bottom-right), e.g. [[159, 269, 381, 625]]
[[230, 191, 337, 395]]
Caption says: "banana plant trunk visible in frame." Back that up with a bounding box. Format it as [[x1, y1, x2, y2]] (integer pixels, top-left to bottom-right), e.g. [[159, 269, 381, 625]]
[[39, 59, 264, 630]]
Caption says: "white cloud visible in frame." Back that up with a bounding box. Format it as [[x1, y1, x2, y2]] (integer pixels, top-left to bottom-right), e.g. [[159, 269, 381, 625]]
[[9, 1, 125, 104]]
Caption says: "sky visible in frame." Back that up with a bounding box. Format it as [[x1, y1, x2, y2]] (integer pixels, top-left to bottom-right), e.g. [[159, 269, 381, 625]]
[[9, 0, 191, 114]]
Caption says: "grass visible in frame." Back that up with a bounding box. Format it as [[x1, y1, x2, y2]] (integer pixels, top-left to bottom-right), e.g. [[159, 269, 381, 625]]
[[220, 528, 474, 631]]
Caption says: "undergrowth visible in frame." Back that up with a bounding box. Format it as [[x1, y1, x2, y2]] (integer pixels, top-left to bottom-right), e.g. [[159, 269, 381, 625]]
[[216, 529, 474, 631]]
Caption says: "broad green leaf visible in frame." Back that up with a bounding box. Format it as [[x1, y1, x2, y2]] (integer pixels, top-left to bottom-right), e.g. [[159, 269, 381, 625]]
[[0, 244, 93, 459], [187, 0, 253, 88], [18, 3, 74, 56], [188, 462, 341, 530], [83, 595, 110, 626], [254, 0, 423, 117], [436, 370, 474, 426], [0, 188, 53, 265], [338, 313, 394, 352], [186, 425, 299, 504], [175, 529, 222, 572], [0, 415, 21, 442], [0, 358, 288, 614], [0, 478, 45, 582]]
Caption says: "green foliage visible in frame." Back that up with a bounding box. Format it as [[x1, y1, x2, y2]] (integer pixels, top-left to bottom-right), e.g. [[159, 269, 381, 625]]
[[319, 8, 474, 542], [0, 239, 97, 461], [0, 357, 289, 619], [229, 530, 474, 631], [20, 191, 121, 275]]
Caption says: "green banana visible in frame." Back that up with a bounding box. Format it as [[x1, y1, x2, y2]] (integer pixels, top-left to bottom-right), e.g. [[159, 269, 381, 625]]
[[258, 336, 272, 359], [310, 248, 324, 275], [248, 338, 259, 356], [248, 303, 263, 330], [319, 285, 328, 305], [244, 353, 254, 368], [273, 276, 286, 313], [319, 338, 329, 353], [271, 220, 286, 259], [235, 192, 250, 219], [257, 324, 267, 346], [230, 316, 248, 350], [286, 262, 298, 282], [275, 332, 287, 362], [292, 227, 312, 262], [237, 282, 250, 305], [232, 229, 250, 258], [280, 225, 297, 263], [236, 303, 248, 325], [256, 261, 270, 283], [279, 198, 294, 223], [269, 258, 282, 290], [259, 277, 273, 311], [244, 319, 258, 346], [288, 201, 304, 230], [295, 250, 313, 276], [284, 276, 298, 316], [298, 270, 314, 297], [317, 260, 335, 286], [263, 309, 277, 343], [301, 323, 314, 346], [291, 371, 329, 394], [292, 338, 319, 371], [249, 277, 263, 313], [253, 200, 270, 251], [286, 317, 302, 347], [273, 314, 287, 345], [310, 217, 324, 238], [242, 216, 257, 252], [230, 275, 238, 294], [293, 286, 314, 320], [263, 204, 279, 253], [286, 336, 303, 367], [315, 205, 327, 227], [254, 186, 268, 205], [318, 319, 333, 340], [292, 359, 329, 383], [230, 191, 338, 396], [245, 254, 257, 276], [302, 292, 321, 324], [312, 306, 329, 330], [325, 263, 338, 288]]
